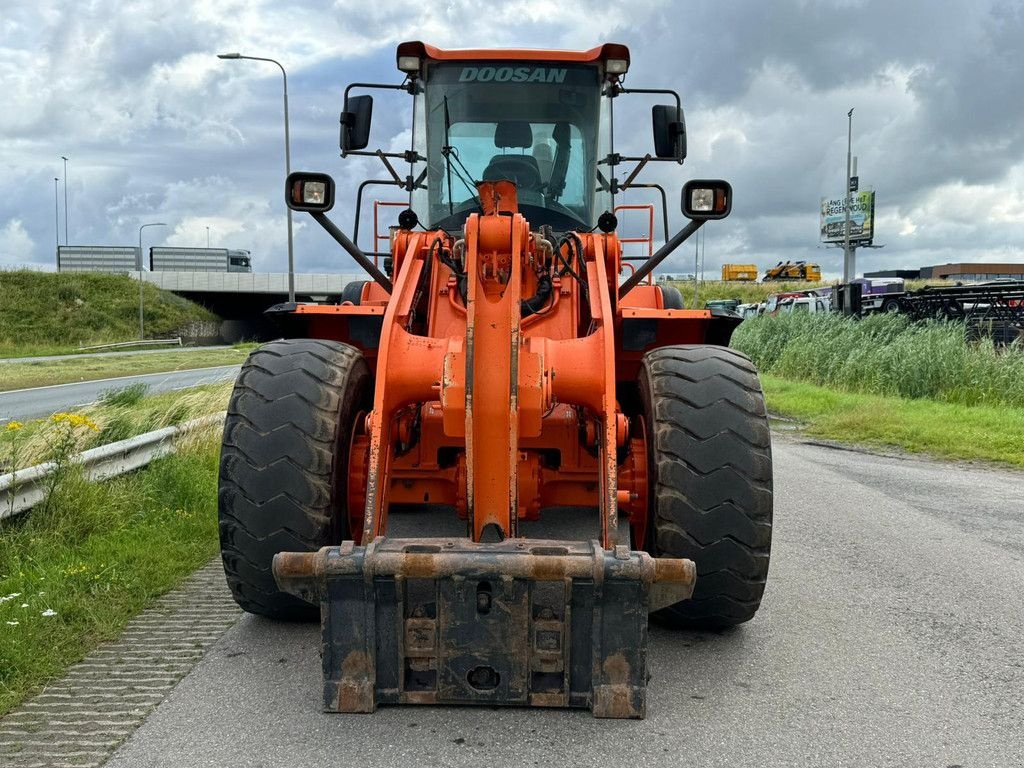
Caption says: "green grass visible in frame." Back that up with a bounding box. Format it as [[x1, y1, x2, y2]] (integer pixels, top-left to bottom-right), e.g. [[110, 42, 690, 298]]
[[0, 270, 220, 355], [762, 375, 1024, 467], [733, 312, 1024, 407], [0, 431, 222, 715], [665, 278, 953, 308], [3, 382, 232, 469], [669, 279, 828, 307], [0, 347, 251, 392]]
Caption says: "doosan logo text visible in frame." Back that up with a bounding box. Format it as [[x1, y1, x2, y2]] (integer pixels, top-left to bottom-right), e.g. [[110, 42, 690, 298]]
[[458, 66, 567, 84]]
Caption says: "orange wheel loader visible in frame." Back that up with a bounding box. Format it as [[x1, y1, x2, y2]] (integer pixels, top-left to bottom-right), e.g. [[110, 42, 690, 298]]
[[217, 41, 772, 719]]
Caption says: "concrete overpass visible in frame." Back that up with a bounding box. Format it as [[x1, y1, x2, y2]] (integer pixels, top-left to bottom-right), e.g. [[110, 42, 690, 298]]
[[137, 271, 367, 342]]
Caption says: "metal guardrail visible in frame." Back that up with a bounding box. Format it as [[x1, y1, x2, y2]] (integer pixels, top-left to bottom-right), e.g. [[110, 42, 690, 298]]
[[77, 337, 183, 351], [0, 413, 225, 521]]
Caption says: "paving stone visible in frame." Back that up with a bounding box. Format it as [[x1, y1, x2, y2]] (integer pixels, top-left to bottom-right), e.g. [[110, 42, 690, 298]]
[[0, 559, 240, 768]]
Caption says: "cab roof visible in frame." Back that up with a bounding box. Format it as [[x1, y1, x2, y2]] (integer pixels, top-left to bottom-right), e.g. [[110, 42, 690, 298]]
[[396, 41, 629, 69]]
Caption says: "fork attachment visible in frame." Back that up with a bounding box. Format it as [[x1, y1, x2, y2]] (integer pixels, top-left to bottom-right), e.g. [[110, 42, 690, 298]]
[[274, 537, 695, 719]]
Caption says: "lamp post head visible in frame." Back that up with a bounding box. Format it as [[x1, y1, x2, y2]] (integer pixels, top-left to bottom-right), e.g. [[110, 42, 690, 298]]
[[218, 52, 242, 59]]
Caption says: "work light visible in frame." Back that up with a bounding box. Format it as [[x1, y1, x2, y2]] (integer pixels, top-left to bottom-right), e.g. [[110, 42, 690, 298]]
[[681, 180, 732, 220], [285, 172, 335, 213]]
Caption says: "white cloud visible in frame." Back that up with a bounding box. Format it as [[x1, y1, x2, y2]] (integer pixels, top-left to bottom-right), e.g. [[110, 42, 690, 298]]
[[0, 0, 1022, 282], [0, 220, 37, 267]]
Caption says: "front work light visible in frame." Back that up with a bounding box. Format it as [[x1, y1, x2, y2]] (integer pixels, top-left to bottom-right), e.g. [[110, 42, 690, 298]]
[[397, 55, 421, 73], [286, 172, 336, 213], [681, 180, 732, 220], [605, 58, 629, 75]]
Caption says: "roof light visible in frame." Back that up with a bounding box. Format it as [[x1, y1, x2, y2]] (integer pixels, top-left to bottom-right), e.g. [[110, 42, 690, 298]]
[[605, 58, 629, 75], [397, 55, 421, 73]]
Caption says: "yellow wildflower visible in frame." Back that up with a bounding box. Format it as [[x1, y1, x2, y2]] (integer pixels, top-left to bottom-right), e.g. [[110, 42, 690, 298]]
[[50, 413, 99, 431], [4, 421, 23, 432]]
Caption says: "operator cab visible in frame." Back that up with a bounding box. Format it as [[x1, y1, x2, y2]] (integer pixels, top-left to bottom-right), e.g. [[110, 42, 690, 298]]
[[417, 60, 608, 231]]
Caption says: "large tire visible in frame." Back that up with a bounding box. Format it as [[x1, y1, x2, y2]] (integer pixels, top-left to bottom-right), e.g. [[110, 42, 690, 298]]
[[660, 284, 685, 309], [218, 339, 370, 620], [639, 345, 773, 629], [341, 280, 367, 305]]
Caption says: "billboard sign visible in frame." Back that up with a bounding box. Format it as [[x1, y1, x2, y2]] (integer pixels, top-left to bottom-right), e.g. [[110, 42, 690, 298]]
[[820, 190, 875, 244]]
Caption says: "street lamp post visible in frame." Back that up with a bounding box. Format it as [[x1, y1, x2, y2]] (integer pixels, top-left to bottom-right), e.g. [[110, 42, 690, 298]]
[[138, 222, 166, 340], [61, 156, 69, 246], [218, 52, 295, 301]]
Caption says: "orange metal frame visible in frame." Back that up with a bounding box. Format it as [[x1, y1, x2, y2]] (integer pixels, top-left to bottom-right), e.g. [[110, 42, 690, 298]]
[[285, 38, 729, 550], [290, 179, 718, 551]]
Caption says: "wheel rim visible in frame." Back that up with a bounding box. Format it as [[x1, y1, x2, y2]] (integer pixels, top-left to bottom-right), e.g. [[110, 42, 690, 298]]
[[618, 415, 650, 550]]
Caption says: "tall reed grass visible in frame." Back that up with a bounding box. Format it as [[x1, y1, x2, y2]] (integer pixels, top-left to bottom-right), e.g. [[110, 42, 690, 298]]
[[732, 313, 1024, 408]]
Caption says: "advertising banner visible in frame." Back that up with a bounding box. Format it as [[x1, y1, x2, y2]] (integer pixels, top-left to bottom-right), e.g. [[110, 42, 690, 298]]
[[821, 190, 875, 244]]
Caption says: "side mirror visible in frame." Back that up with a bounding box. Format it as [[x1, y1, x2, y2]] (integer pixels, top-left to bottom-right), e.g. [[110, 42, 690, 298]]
[[286, 172, 335, 213], [652, 104, 686, 161], [340, 95, 373, 153], [682, 180, 732, 220]]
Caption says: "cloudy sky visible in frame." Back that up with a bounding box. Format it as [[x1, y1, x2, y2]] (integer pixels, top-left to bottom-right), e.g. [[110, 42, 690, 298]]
[[1, 0, 1022, 279]]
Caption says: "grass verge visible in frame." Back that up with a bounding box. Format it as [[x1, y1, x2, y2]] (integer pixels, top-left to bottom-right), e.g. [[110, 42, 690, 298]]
[[0, 430, 222, 715], [762, 375, 1024, 467], [0, 347, 251, 392], [3, 382, 232, 469]]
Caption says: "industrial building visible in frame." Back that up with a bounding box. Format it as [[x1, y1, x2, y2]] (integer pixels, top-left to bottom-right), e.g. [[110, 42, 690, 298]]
[[865, 263, 1024, 281]]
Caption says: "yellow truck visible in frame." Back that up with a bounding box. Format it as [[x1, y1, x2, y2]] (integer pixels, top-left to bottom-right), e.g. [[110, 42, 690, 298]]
[[763, 261, 822, 282], [721, 263, 759, 281]]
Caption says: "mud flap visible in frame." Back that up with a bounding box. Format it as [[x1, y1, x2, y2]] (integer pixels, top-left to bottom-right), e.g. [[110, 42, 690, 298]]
[[273, 538, 695, 719]]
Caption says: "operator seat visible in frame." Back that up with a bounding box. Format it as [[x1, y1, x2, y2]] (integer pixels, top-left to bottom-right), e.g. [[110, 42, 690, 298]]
[[482, 121, 542, 191]]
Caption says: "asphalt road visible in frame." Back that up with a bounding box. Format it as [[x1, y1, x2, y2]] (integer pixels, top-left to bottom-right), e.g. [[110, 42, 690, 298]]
[[0, 365, 240, 422], [105, 435, 1024, 767]]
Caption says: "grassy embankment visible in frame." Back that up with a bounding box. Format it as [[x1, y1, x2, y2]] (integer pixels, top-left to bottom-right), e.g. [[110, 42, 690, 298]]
[[0, 382, 234, 714], [732, 312, 1024, 466], [0, 270, 220, 357], [0, 347, 252, 392]]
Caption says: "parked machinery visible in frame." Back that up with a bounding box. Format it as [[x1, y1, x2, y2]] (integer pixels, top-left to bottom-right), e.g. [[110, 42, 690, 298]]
[[217, 41, 773, 719], [763, 260, 822, 282]]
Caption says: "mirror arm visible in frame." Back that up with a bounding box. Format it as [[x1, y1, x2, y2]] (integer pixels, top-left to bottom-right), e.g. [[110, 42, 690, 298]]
[[310, 211, 393, 293], [343, 81, 406, 106], [616, 86, 682, 113], [619, 154, 652, 191], [618, 218, 704, 299], [376, 151, 404, 186]]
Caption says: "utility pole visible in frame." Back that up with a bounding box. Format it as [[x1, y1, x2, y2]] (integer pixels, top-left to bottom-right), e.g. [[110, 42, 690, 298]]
[[54, 178, 60, 266], [61, 156, 70, 246], [842, 109, 854, 282]]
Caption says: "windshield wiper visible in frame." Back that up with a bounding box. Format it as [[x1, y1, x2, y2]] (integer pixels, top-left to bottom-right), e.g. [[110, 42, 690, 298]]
[[441, 95, 483, 213]]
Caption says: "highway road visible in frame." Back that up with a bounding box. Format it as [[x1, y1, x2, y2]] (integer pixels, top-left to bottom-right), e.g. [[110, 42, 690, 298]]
[[0, 365, 240, 422], [97, 434, 1024, 768]]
